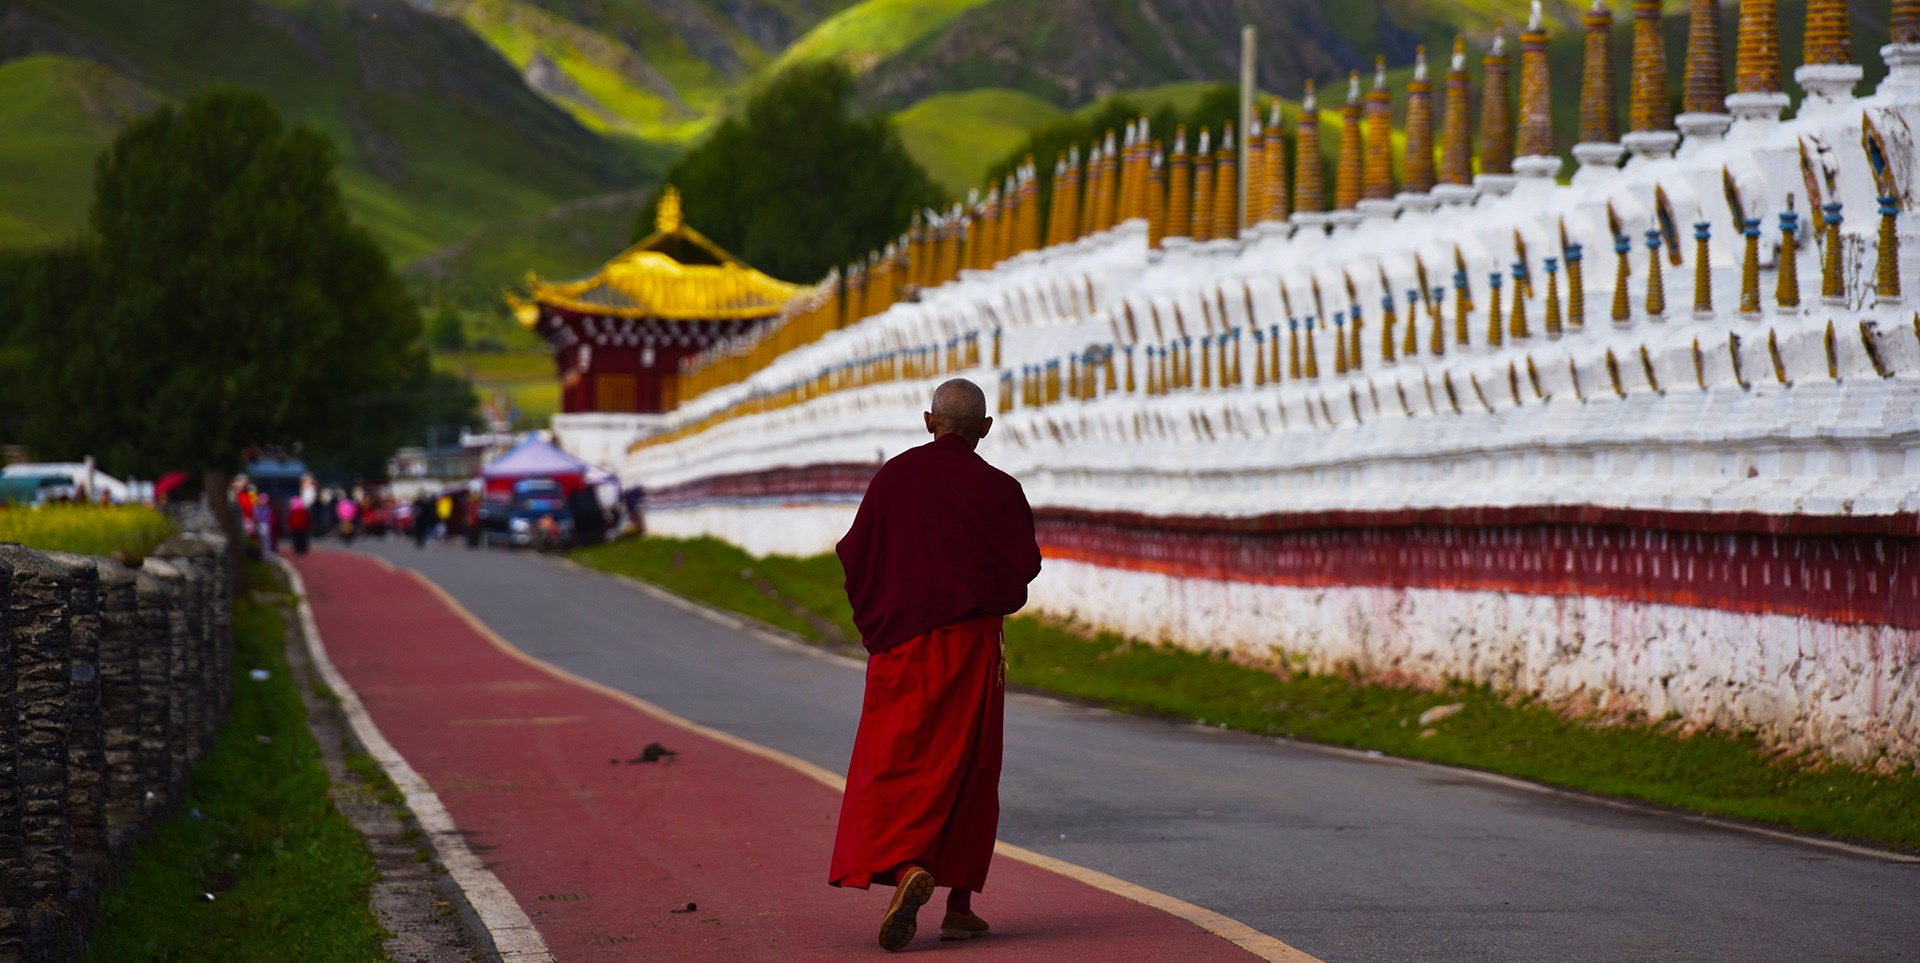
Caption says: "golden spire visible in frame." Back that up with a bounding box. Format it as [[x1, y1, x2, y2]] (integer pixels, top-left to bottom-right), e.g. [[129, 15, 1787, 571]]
[[656, 184, 683, 233], [1335, 71, 1364, 210], [1404, 46, 1437, 195], [1878, 194, 1902, 302], [1293, 82, 1326, 216], [1481, 26, 1515, 176], [1612, 233, 1633, 324], [1263, 100, 1288, 222], [1566, 242, 1586, 327], [1363, 57, 1395, 201], [1148, 143, 1167, 247], [1683, 0, 1728, 114], [1740, 217, 1764, 313], [1440, 37, 1474, 187], [1167, 128, 1192, 240], [1776, 206, 1801, 309], [1509, 260, 1530, 340], [1077, 141, 1101, 237], [1213, 123, 1237, 239], [1735, 0, 1782, 94], [1821, 203, 1844, 301], [1193, 127, 1215, 242], [1063, 146, 1085, 242], [1517, 1, 1556, 159], [1486, 270, 1505, 348], [1800, 0, 1866, 99], [1629, 0, 1672, 133], [1096, 129, 1120, 231], [1021, 160, 1043, 253], [1044, 152, 1067, 247], [1644, 230, 1666, 319], [1579, 0, 1619, 144], [1694, 221, 1716, 316], [1543, 257, 1563, 337], [1897, 0, 1920, 43]]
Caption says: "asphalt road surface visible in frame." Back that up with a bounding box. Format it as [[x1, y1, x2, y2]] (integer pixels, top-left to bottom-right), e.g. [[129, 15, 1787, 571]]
[[354, 539, 1918, 962]]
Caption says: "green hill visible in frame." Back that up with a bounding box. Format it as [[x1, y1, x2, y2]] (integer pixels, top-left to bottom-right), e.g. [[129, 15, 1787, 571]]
[[0, 0, 649, 266], [895, 88, 1063, 195], [0, 55, 157, 247]]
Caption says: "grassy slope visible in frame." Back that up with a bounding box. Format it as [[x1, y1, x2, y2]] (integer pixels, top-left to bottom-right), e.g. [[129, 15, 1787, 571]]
[[895, 88, 1064, 195], [445, 0, 753, 144], [0, 56, 156, 249], [6, 0, 647, 266], [576, 535, 1920, 853], [768, 0, 997, 74], [87, 564, 388, 962]]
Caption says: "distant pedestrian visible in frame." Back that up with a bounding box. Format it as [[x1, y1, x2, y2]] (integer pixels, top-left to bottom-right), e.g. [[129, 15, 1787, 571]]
[[253, 492, 276, 555], [288, 497, 312, 556], [337, 497, 358, 543], [412, 495, 432, 548], [829, 379, 1041, 952]]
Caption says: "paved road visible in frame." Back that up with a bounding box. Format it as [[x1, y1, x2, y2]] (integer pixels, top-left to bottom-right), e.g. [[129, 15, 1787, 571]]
[[354, 540, 1918, 962]]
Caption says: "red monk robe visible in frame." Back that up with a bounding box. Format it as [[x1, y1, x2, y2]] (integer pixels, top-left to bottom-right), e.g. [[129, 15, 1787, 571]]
[[829, 431, 1042, 900]]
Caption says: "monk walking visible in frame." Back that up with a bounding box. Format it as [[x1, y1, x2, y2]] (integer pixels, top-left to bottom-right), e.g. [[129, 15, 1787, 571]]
[[829, 378, 1043, 952]]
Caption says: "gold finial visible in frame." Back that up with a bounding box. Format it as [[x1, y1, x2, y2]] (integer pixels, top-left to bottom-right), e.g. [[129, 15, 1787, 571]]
[[1694, 221, 1716, 316], [1629, 0, 1672, 132], [1803, 0, 1852, 66], [1364, 55, 1395, 201], [656, 184, 683, 233], [1481, 24, 1516, 175], [1148, 143, 1167, 247], [1683, 0, 1728, 114], [1214, 124, 1237, 239], [1579, 0, 1618, 144], [1192, 126, 1215, 242], [1263, 101, 1288, 223], [1740, 216, 1764, 315], [1777, 201, 1801, 309], [1335, 71, 1364, 210], [1294, 82, 1325, 215], [1517, 10, 1555, 158], [1644, 229, 1667, 318], [1735, 0, 1782, 94], [1896, 0, 1920, 43], [1405, 45, 1437, 194], [1877, 194, 1902, 301], [1167, 127, 1192, 239], [1441, 37, 1473, 186]]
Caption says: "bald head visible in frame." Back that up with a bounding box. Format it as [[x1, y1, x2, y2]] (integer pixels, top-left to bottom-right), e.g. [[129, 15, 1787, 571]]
[[926, 378, 991, 444]]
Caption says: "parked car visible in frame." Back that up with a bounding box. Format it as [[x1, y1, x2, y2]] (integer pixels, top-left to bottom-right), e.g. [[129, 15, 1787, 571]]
[[482, 479, 575, 550]]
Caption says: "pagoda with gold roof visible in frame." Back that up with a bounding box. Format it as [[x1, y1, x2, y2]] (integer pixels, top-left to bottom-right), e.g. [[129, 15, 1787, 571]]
[[510, 187, 804, 414]]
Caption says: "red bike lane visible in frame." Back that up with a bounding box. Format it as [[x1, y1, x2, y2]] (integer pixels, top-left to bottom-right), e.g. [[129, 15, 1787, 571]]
[[293, 548, 1287, 962]]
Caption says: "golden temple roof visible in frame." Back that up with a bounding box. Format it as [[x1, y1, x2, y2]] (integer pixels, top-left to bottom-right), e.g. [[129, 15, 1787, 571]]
[[513, 186, 804, 325]]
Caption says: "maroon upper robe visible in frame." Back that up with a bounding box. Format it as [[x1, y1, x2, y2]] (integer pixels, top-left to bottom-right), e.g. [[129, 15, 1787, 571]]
[[836, 432, 1042, 654]]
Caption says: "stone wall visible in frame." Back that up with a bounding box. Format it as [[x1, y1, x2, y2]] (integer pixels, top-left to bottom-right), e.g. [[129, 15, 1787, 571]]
[[0, 511, 232, 962]]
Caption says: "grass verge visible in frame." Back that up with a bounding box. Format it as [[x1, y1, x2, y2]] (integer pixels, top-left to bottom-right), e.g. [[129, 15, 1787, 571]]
[[575, 535, 1920, 854], [85, 561, 389, 962]]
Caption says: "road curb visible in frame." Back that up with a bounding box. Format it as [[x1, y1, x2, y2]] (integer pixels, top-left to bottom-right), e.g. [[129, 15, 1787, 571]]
[[275, 556, 556, 962]]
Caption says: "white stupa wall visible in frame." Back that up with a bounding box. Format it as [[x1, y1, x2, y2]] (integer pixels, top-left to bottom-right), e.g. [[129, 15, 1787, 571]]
[[602, 64, 1920, 767]]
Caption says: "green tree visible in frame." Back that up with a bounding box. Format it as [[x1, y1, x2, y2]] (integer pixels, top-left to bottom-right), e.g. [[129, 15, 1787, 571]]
[[16, 90, 468, 485], [638, 62, 943, 284], [427, 305, 468, 350]]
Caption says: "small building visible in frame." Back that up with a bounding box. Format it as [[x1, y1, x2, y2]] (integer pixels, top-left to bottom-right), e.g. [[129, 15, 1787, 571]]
[[510, 187, 803, 415]]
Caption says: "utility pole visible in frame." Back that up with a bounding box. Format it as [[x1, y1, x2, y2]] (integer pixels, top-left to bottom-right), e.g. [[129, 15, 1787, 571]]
[[1239, 25, 1256, 237]]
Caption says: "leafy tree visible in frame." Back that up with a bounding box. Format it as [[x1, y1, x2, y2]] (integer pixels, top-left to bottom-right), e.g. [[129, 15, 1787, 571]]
[[15, 90, 471, 487], [637, 62, 943, 284], [428, 306, 468, 350]]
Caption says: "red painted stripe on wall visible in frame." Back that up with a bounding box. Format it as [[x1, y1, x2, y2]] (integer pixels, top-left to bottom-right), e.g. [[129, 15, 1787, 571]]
[[642, 465, 1920, 628]]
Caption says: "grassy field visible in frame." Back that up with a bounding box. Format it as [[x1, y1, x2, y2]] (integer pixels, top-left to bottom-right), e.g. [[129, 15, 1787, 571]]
[[895, 89, 1066, 196], [769, 0, 996, 75], [86, 562, 389, 962], [0, 503, 177, 558], [0, 55, 156, 250], [575, 534, 1920, 854], [433, 349, 559, 428]]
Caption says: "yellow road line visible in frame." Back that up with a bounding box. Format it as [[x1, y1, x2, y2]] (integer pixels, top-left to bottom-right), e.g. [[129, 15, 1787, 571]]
[[406, 568, 1322, 963]]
